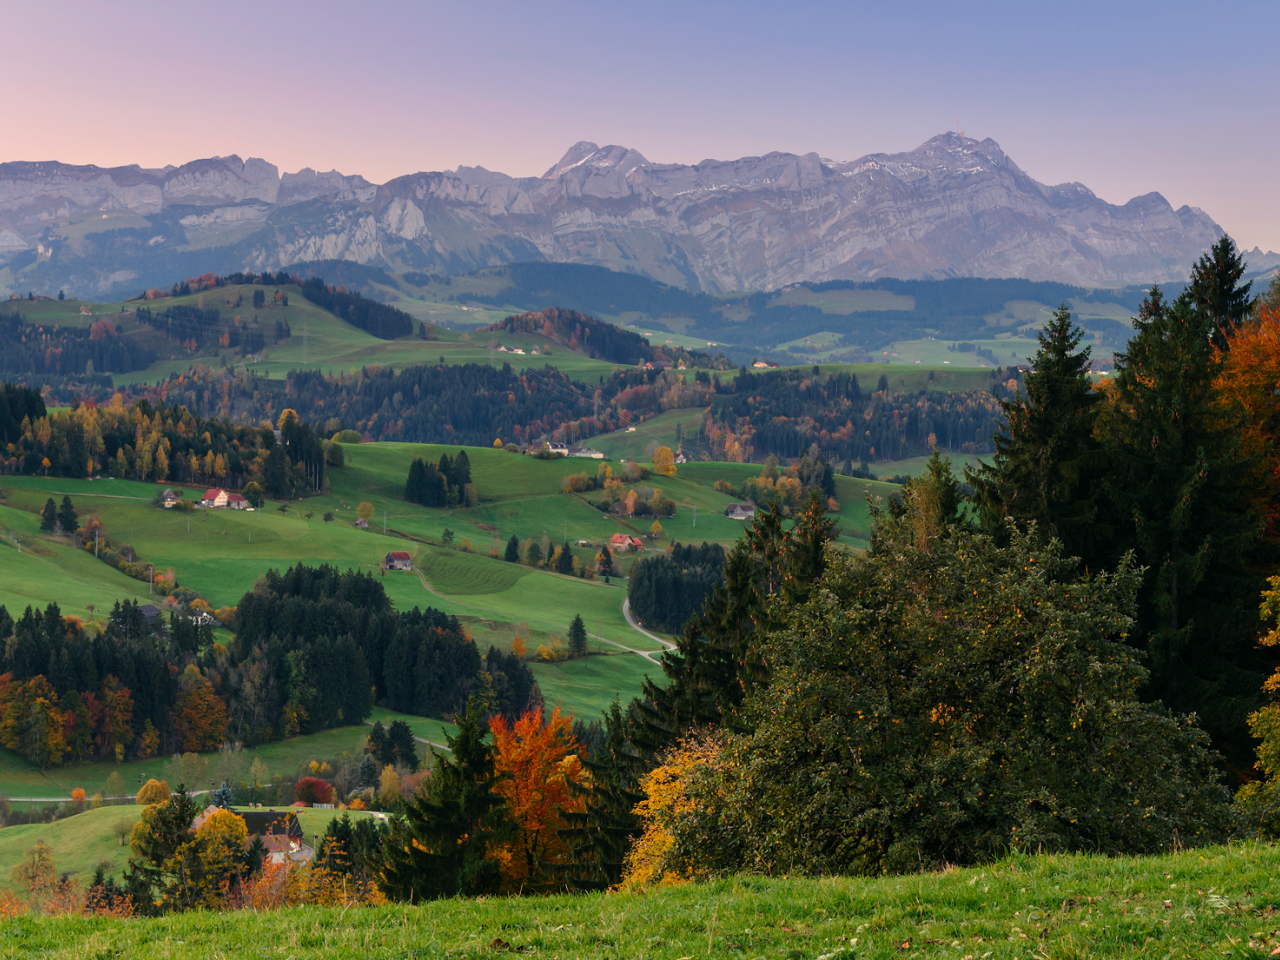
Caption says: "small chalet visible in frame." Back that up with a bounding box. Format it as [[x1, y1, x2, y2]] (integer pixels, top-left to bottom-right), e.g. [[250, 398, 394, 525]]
[[139, 604, 161, 625], [568, 447, 604, 459], [160, 489, 183, 509], [201, 488, 248, 509], [384, 550, 413, 571], [354, 518, 369, 528], [608, 533, 645, 553], [725, 503, 756, 520]]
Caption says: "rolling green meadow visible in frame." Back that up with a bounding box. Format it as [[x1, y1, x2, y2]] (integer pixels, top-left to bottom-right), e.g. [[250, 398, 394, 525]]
[[2, 842, 1278, 958]]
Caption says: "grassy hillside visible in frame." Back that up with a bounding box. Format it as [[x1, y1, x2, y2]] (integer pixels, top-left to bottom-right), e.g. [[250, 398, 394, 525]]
[[4, 842, 1278, 957], [0, 437, 907, 792]]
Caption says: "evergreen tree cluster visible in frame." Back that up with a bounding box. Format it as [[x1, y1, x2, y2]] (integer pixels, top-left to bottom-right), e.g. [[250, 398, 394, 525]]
[[0, 313, 156, 377], [134, 303, 223, 347], [405, 450, 473, 507], [486, 307, 672, 365], [0, 382, 45, 446], [299, 277, 414, 339], [233, 564, 538, 726], [627, 542, 727, 634], [709, 365, 1020, 463]]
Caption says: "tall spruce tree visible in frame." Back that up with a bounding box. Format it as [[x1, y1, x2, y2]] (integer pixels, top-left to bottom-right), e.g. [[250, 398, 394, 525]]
[[57, 495, 78, 535], [379, 698, 508, 901], [555, 698, 646, 889], [568, 614, 587, 657], [968, 305, 1106, 569], [504, 534, 521, 563], [1103, 285, 1266, 770], [39, 497, 57, 533], [631, 496, 836, 757], [1188, 235, 1254, 350]]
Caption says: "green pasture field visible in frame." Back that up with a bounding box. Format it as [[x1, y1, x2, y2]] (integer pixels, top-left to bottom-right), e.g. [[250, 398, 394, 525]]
[[7, 842, 1280, 958], [587, 407, 709, 462], [0, 804, 380, 891], [871, 452, 987, 481], [365, 709, 457, 751], [878, 336, 1040, 368]]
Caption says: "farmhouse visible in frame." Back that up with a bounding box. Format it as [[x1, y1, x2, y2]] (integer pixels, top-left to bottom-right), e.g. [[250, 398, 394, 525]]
[[568, 447, 605, 459], [200, 488, 248, 509], [384, 550, 413, 571], [725, 503, 756, 520], [608, 533, 645, 553], [354, 518, 369, 528], [160, 489, 184, 509], [191, 807, 312, 864]]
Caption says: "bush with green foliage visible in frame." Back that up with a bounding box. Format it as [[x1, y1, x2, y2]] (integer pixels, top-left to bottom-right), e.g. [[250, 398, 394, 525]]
[[658, 483, 1230, 879]]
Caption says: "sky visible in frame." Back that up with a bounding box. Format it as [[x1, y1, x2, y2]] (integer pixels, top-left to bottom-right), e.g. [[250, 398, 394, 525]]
[[5, 0, 1279, 251]]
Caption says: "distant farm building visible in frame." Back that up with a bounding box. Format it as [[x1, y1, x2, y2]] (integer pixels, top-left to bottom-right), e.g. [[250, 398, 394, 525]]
[[569, 447, 605, 459], [201, 488, 248, 509], [608, 533, 645, 553], [725, 503, 756, 520], [384, 551, 413, 571], [160, 489, 184, 509], [354, 518, 369, 528]]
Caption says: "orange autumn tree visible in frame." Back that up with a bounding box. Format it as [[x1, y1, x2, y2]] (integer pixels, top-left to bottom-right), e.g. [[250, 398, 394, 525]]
[[171, 665, 228, 752], [1216, 301, 1280, 542], [488, 706, 587, 891]]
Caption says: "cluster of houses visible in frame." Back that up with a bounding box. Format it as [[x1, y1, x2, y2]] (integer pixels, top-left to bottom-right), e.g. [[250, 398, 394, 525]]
[[493, 344, 539, 356], [159, 487, 250, 510]]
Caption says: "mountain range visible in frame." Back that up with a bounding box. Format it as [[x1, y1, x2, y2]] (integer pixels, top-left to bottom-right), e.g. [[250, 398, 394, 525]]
[[2, 133, 1275, 297]]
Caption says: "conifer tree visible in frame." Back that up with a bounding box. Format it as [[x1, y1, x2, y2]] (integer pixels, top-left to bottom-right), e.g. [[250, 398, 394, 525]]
[[57, 495, 78, 535], [380, 698, 508, 901], [968, 306, 1105, 568], [364, 720, 389, 766], [1103, 285, 1266, 769], [555, 699, 645, 889], [631, 499, 836, 757], [568, 614, 587, 657], [387, 719, 420, 771], [504, 534, 520, 563], [1188, 235, 1254, 350], [556, 540, 574, 575], [39, 497, 57, 533]]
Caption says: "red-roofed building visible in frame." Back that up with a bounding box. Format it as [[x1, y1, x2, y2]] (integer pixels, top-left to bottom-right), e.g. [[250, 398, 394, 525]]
[[201, 488, 249, 509], [608, 533, 645, 553], [384, 550, 413, 571]]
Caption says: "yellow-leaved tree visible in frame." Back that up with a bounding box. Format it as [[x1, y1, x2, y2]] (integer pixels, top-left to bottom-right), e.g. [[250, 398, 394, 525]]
[[652, 446, 676, 477], [1235, 574, 1280, 836], [623, 732, 731, 888]]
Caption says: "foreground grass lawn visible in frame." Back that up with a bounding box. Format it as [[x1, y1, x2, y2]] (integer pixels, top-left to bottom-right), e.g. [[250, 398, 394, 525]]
[[2, 842, 1278, 958]]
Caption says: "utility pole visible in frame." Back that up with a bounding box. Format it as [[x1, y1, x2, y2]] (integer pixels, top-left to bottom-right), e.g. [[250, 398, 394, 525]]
[[95, 529, 99, 557], [148, 565, 154, 596], [693, 504, 696, 528]]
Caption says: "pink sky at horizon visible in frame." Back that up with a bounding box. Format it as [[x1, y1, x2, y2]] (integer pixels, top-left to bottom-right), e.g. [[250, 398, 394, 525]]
[[5, 0, 1279, 254]]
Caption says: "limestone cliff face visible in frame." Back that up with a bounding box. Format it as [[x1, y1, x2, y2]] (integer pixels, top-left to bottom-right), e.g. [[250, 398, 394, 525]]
[[1, 134, 1273, 296]]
